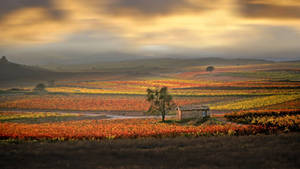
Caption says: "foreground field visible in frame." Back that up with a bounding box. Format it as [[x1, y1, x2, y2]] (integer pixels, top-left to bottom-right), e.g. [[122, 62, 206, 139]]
[[0, 109, 299, 140], [0, 118, 273, 140], [1, 134, 299, 169]]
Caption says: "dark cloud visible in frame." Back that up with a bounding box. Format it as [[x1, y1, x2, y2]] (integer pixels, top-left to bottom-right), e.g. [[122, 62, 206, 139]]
[[99, 0, 207, 17], [0, 0, 64, 20], [0, 0, 214, 21], [240, 0, 300, 19]]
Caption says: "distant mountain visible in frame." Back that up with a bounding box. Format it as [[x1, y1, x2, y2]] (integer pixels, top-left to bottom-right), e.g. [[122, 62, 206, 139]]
[[45, 57, 273, 72], [0, 56, 57, 82]]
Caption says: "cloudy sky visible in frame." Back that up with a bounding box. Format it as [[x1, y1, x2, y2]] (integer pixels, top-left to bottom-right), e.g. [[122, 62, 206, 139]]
[[0, 0, 300, 64]]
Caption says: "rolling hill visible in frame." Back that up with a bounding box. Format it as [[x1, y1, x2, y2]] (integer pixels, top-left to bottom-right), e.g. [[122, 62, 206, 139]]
[[44, 57, 273, 72], [0, 56, 276, 87], [0, 56, 58, 82]]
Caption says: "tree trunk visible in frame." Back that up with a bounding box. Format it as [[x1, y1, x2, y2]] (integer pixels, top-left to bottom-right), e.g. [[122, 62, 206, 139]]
[[162, 102, 165, 122], [162, 112, 165, 122]]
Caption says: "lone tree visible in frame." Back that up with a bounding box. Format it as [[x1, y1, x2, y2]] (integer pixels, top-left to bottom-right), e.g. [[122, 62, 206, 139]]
[[206, 66, 215, 72], [33, 83, 47, 92], [146, 87, 174, 122]]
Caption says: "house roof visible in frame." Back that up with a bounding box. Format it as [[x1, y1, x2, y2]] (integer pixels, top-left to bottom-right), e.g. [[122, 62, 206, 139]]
[[177, 105, 210, 111]]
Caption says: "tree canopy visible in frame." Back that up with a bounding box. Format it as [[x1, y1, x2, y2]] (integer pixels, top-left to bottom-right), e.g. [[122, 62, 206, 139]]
[[206, 66, 215, 72], [146, 87, 174, 122], [33, 83, 47, 92]]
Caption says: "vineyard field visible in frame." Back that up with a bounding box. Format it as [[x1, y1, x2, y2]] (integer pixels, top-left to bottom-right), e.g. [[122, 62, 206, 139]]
[[1, 61, 300, 142], [0, 94, 237, 112]]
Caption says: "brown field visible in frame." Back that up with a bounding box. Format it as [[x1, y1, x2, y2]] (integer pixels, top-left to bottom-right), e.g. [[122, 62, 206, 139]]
[[1, 134, 299, 169]]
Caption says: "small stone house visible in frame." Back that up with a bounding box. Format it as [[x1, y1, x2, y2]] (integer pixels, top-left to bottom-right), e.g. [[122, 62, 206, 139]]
[[176, 105, 210, 121]]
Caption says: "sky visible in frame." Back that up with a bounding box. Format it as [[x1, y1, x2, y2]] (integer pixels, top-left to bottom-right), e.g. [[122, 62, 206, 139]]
[[0, 0, 300, 64]]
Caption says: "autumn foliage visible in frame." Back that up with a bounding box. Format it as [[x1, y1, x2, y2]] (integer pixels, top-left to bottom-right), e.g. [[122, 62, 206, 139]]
[[225, 109, 300, 131], [0, 118, 276, 140], [0, 95, 204, 112]]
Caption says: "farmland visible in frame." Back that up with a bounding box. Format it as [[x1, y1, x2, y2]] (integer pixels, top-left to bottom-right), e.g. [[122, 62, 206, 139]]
[[0, 118, 276, 140], [1, 62, 300, 132], [1, 61, 300, 168], [0, 94, 230, 112]]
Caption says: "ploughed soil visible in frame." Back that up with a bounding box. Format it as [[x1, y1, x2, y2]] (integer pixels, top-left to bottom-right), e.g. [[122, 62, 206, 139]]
[[1, 133, 299, 169]]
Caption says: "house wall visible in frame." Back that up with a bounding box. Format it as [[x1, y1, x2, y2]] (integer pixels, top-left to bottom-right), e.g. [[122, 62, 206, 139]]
[[177, 110, 206, 120]]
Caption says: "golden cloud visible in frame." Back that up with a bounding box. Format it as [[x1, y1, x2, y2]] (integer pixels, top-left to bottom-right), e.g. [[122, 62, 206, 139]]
[[0, 0, 299, 51], [0, 7, 77, 45]]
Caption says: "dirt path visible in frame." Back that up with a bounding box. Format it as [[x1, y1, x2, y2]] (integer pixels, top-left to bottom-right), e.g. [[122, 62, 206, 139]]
[[0, 108, 174, 119]]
